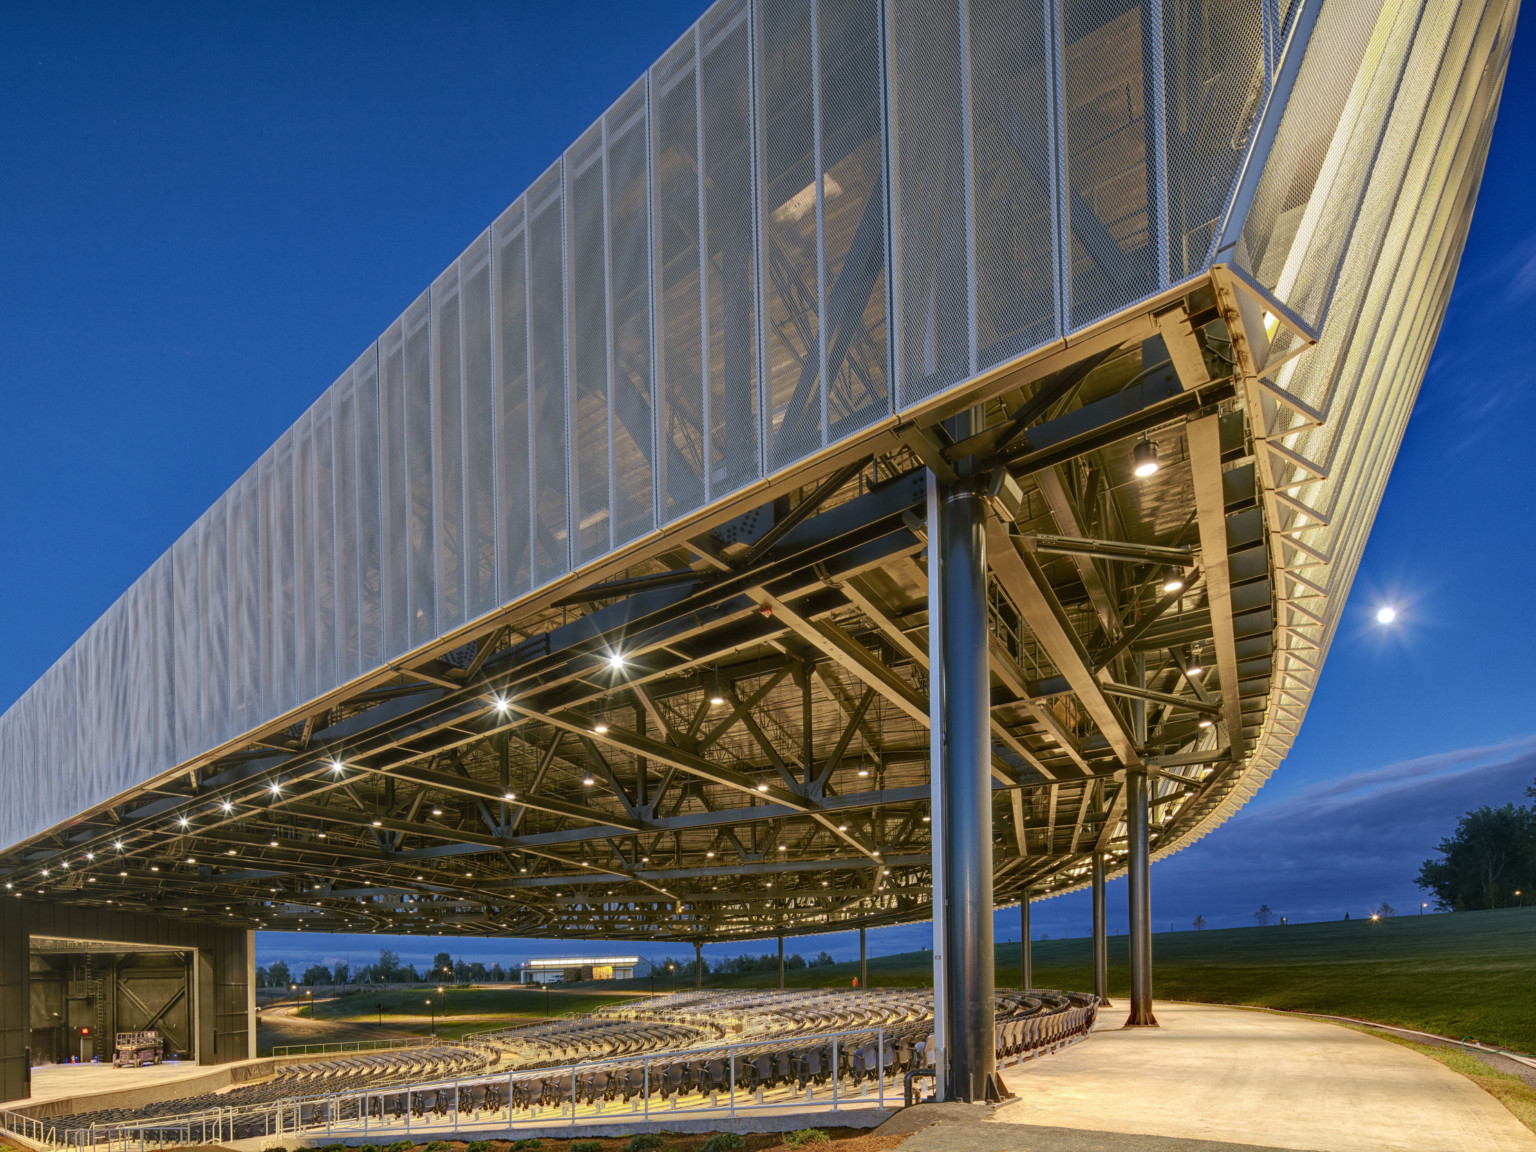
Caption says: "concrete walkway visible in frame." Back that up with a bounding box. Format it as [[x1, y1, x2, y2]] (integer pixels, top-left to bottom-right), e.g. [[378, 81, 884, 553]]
[[975, 1002, 1535, 1152]]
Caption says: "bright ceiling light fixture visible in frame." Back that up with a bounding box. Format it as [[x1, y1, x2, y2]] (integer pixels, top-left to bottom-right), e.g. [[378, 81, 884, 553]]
[[1132, 439, 1160, 478], [1376, 605, 1397, 625], [177, 816, 188, 828], [607, 652, 625, 669], [1198, 717, 1214, 729], [269, 782, 281, 795], [756, 781, 769, 792], [594, 722, 609, 734], [221, 800, 233, 813], [1185, 649, 1204, 677], [582, 775, 596, 786], [330, 759, 345, 774], [1162, 567, 1186, 594]]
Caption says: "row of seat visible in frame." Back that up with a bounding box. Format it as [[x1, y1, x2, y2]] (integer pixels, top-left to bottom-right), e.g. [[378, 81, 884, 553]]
[[42, 987, 1098, 1144]]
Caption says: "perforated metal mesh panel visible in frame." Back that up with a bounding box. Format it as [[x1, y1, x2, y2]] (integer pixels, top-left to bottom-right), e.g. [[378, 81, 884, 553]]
[[493, 200, 533, 601], [889, 0, 971, 405], [528, 165, 570, 587], [653, 32, 707, 521], [969, 0, 1061, 371], [1162, 0, 1267, 280], [606, 79, 656, 550], [758, 0, 821, 471], [818, 0, 889, 443], [460, 232, 497, 621], [378, 316, 410, 659], [431, 263, 465, 634], [1061, 0, 1159, 328], [402, 292, 436, 648], [569, 125, 613, 566], [702, 0, 761, 498], [310, 392, 338, 698], [333, 365, 361, 682]]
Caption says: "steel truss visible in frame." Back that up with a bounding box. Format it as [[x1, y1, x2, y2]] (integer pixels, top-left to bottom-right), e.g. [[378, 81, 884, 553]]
[[1, 277, 1274, 946]]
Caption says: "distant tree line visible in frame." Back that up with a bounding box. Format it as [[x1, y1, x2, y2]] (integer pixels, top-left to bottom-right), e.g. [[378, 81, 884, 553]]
[[651, 951, 837, 977], [1417, 777, 1536, 911], [256, 949, 508, 988]]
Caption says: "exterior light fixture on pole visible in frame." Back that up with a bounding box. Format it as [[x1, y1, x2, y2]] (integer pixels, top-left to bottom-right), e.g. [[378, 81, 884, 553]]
[[1132, 439, 1160, 478]]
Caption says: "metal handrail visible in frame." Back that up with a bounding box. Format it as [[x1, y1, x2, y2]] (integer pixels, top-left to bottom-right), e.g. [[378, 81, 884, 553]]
[[270, 1037, 435, 1057]]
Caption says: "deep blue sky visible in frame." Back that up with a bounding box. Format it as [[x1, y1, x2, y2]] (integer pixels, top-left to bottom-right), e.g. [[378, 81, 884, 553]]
[[4, 3, 1534, 972]]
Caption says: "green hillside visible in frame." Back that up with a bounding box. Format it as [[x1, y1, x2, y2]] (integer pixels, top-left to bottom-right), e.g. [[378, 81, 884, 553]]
[[666, 907, 1536, 1052]]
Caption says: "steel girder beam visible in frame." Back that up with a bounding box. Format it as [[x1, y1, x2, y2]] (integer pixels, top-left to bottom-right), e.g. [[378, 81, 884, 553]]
[[986, 516, 1142, 767]]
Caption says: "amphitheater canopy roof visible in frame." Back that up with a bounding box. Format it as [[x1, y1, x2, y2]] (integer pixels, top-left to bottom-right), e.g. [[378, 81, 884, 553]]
[[0, 0, 1513, 940]]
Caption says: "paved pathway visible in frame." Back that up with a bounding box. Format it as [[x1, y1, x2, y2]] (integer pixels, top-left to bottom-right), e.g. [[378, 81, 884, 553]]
[[948, 1002, 1536, 1152]]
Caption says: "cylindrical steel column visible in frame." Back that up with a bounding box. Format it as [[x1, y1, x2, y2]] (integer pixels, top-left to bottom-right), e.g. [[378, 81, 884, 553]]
[[1125, 769, 1157, 1026], [777, 935, 784, 989], [859, 927, 867, 988], [1020, 895, 1032, 990], [694, 941, 703, 990], [936, 479, 1002, 1101], [1092, 852, 1112, 1007]]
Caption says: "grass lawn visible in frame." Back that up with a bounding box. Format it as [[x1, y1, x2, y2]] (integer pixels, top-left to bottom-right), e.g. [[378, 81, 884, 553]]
[[631, 906, 1536, 1053]]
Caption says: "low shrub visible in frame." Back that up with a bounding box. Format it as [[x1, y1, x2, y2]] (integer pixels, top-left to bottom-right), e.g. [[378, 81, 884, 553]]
[[323, 1144, 349, 1152], [261, 1146, 287, 1152], [701, 1134, 745, 1152], [387, 1142, 415, 1152], [784, 1131, 830, 1148], [511, 1140, 544, 1150], [358, 1145, 383, 1152], [627, 1136, 665, 1152], [466, 1142, 492, 1152], [423, 1143, 450, 1152], [571, 1142, 605, 1152]]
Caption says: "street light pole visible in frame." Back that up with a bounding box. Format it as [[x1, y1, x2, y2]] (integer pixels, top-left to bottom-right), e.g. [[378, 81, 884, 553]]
[[426, 999, 434, 1037]]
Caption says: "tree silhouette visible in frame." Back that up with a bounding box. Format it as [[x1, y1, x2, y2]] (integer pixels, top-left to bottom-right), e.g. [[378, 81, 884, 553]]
[[1193, 914, 1207, 930], [1253, 904, 1275, 926], [1417, 800, 1535, 910]]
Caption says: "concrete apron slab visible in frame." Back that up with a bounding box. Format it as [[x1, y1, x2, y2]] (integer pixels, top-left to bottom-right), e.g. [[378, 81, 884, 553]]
[[988, 1002, 1536, 1152], [8, 1059, 291, 1118]]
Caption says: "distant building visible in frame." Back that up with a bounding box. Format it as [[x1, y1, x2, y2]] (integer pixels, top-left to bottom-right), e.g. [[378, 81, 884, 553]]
[[520, 956, 638, 985]]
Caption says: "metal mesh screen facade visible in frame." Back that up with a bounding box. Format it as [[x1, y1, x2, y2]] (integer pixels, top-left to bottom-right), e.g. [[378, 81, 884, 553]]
[[1, 0, 1504, 850]]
